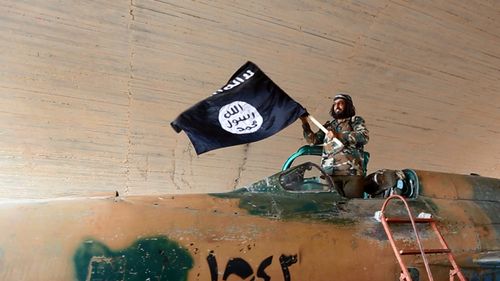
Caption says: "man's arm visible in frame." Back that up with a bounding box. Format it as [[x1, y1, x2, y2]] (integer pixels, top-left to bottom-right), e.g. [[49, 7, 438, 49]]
[[337, 116, 369, 146], [300, 116, 325, 145]]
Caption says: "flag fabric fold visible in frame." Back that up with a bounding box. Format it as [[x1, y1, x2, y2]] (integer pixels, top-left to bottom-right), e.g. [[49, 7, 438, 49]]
[[171, 61, 306, 155]]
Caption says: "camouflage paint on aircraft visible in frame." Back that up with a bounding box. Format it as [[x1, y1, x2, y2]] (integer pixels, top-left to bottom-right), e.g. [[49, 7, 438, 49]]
[[212, 164, 427, 225], [74, 236, 193, 281], [214, 189, 355, 224], [211, 166, 359, 225]]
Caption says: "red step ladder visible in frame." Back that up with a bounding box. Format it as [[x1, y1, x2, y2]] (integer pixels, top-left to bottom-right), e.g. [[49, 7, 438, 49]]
[[379, 195, 467, 281]]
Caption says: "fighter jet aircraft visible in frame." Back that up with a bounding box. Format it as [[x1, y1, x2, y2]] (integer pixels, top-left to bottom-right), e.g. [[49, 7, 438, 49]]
[[0, 146, 498, 280]]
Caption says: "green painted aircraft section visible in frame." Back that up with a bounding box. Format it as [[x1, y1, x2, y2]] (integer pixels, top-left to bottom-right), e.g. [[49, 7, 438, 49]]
[[74, 236, 193, 281]]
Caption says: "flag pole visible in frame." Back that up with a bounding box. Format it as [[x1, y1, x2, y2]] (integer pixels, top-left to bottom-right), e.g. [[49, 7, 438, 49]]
[[306, 115, 344, 152], [307, 115, 328, 134]]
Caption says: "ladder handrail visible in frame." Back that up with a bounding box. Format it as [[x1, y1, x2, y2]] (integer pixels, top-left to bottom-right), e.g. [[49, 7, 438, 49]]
[[380, 194, 434, 281], [428, 223, 467, 280]]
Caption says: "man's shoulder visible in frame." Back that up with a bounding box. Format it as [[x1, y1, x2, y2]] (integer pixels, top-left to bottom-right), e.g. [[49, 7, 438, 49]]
[[351, 115, 366, 124]]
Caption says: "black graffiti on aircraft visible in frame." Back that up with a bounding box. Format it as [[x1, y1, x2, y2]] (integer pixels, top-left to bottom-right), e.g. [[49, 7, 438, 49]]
[[256, 256, 273, 281], [207, 251, 298, 281]]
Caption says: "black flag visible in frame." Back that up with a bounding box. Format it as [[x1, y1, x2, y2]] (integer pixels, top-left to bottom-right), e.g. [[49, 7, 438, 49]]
[[171, 61, 306, 155]]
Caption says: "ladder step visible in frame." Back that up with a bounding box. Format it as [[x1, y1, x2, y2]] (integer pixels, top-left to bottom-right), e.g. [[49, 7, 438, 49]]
[[385, 217, 435, 223], [400, 248, 451, 255]]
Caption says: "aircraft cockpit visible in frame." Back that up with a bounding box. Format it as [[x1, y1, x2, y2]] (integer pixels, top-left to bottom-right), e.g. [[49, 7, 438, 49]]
[[278, 162, 342, 195], [278, 146, 419, 199]]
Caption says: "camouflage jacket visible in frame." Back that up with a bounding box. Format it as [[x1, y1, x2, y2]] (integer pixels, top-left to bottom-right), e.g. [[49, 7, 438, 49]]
[[304, 116, 369, 176]]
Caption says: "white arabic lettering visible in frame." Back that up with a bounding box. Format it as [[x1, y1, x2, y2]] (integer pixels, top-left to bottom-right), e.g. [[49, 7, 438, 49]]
[[218, 101, 263, 134], [212, 69, 256, 95]]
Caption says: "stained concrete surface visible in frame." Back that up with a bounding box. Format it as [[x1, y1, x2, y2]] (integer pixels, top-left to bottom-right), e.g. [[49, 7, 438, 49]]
[[0, 0, 499, 198]]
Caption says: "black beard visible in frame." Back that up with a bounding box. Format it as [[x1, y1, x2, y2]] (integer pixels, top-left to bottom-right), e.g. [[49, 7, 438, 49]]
[[331, 110, 351, 119]]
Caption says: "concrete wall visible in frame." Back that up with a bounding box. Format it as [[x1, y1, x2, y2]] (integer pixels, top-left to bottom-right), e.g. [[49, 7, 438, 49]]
[[0, 0, 499, 198]]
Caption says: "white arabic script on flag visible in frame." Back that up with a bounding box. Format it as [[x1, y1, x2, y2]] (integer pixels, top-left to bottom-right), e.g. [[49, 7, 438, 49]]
[[218, 101, 263, 134]]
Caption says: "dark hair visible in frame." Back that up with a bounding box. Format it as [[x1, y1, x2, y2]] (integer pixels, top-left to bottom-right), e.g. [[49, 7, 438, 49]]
[[330, 98, 356, 119]]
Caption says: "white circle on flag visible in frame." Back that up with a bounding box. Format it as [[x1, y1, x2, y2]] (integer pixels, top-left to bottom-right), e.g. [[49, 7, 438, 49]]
[[218, 101, 263, 134]]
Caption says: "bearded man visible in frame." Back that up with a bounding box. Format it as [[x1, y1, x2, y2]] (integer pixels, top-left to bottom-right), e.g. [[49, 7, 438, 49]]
[[300, 93, 369, 198]]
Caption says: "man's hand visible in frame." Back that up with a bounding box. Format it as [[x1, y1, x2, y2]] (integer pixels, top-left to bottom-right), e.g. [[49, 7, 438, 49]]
[[326, 130, 334, 140], [300, 116, 312, 132], [327, 130, 342, 141]]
